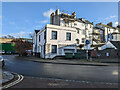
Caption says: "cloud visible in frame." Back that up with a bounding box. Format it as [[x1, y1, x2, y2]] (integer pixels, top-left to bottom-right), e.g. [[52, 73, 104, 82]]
[[43, 8, 55, 18], [9, 21, 15, 25], [41, 20, 48, 23], [105, 15, 116, 20], [35, 25, 41, 28], [32, 25, 41, 29], [35, 19, 48, 24], [114, 21, 118, 27], [5, 31, 32, 38]]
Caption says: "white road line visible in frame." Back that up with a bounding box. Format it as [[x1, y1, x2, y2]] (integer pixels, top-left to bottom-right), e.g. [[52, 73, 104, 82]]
[[2, 74, 24, 89]]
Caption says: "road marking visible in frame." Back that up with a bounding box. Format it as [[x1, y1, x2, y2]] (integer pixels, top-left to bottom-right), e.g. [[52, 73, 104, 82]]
[[2, 74, 24, 89], [112, 70, 118, 75]]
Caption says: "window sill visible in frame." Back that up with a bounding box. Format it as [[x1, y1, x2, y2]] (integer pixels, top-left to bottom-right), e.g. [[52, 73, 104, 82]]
[[51, 39, 57, 40], [65, 40, 71, 41], [52, 53, 57, 54]]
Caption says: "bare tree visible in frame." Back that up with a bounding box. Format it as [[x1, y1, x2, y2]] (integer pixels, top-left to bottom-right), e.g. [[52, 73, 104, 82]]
[[12, 38, 33, 56], [29, 33, 34, 39]]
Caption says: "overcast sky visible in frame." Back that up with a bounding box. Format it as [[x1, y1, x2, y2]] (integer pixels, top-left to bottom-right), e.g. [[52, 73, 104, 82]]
[[2, 2, 118, 38]]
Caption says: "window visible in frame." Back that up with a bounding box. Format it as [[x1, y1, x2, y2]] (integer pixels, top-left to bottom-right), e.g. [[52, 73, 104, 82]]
[[112, 35, 114, 39], [44, 31, 46, 39], [52, 31, 57, 39], [108, 34, 111, 39], [82, 38, 85, 43], [74, 23, 77, 26], [90, 25, 91, 28], [82, 29, 86, 35], [76, 39, 79, 44], [52, 45, 57, 53], [39, 35, 41, 42], [66, 32, 71, 41], [77, 30, 79, 34]]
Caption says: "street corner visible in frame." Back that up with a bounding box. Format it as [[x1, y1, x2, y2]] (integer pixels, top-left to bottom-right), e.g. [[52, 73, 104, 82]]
[[1, 71, 24, 89]]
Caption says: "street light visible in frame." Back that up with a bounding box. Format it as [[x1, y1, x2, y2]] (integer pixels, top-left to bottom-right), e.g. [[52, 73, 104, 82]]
[[85, 40, 89, 60]]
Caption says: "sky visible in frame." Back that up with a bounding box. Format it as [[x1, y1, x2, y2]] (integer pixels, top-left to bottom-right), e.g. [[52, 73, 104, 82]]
[[1, 2, 118, 38]]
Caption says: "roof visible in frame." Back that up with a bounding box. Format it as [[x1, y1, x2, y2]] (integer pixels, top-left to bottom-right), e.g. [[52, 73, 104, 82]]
[[94, 27, 104, 30], [110, 41, 120, 50], [97, 23, 116, 29], [112, 32, 120, 34], [75, 18, 93, 24], [60, 11, 93, 24], [85, 20, 93, 24], [35, 30, 40, 34], [91, 44, 105, 47]]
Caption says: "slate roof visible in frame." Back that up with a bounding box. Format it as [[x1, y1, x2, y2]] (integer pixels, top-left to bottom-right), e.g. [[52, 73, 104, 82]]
[[75, 18, 93, 24], [35, 30, 40, 34], [110, 41, 120, 50], [97, 23, 116, 29], [94, 27, 104, 30]]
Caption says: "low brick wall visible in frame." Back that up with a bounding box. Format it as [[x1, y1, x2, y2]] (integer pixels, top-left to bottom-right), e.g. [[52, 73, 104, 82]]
[[97, 49, 118, 58], [77, 49, 119, 59]]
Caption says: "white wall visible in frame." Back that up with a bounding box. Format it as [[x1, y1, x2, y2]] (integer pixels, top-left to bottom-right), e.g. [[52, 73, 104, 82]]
[[100, 41, 117, 50]]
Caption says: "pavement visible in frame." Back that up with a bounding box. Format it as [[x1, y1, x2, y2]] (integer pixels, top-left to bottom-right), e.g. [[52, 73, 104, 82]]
[[1, 71, 14, 85], [1, 71, 24, 89], [2, 55, 118, 87], [21, 56, 117, 66]]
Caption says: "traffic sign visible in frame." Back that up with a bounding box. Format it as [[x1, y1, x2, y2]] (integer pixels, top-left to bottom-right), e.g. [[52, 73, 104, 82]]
[[85, 40, 89, 44]]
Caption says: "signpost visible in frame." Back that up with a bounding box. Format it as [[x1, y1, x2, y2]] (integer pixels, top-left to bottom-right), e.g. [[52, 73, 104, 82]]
[[85, 40, 89, 60]]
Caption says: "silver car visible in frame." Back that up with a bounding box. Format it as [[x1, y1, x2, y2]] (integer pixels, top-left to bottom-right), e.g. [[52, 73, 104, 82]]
[[0, 56, 4, 67]]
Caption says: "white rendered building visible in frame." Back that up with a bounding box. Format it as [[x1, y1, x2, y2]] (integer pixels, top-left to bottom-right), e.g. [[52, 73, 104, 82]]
[[33, 9, 94, 59], [95, 23, 119, 42]]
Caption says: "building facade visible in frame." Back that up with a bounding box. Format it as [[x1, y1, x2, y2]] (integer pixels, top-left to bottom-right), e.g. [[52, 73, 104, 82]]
[[95, 23, 119, 42], [33, 9, 120, 59], [33, 9, 94, 59]]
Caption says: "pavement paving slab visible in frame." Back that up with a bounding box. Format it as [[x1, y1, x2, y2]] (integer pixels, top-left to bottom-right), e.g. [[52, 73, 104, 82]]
[[22, 56, 114, 66], [1, 71, 14, 85]]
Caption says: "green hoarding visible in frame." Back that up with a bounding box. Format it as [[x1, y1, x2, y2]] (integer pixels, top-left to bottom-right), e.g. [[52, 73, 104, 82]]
[[0, 43, 15, 52]]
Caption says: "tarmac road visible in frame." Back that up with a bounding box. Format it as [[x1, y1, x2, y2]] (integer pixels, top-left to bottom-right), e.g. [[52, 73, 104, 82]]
[[2, 55, 118, 84]]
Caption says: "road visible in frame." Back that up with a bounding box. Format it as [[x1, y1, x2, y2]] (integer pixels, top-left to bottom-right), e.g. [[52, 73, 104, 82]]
[[2, 55, 118, 83]]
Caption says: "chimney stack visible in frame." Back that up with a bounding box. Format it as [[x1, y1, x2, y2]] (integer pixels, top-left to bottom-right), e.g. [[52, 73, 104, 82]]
[[107, 22, 113, 27]]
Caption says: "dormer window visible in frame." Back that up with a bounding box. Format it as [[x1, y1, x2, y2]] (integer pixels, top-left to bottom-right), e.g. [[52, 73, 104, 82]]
[[74, 23, 77, 26]]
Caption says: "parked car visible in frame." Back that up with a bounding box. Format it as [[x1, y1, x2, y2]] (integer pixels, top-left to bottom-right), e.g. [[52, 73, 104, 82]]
[[12, 51, 18, 54], [26, 50, 32, 56], [0, 56, 4, 67], [6, 51, 12, 55], [0, 50, 5, 55]]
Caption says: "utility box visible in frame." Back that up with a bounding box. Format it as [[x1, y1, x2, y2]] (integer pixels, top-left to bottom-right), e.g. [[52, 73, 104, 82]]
[[74, 53, 81, 59], [65, 53, 73, 59]]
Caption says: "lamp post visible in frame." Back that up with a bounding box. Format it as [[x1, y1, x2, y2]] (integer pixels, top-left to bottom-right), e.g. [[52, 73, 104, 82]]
[[85, 23, 89, 60], [85, 40, 89, 60]]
